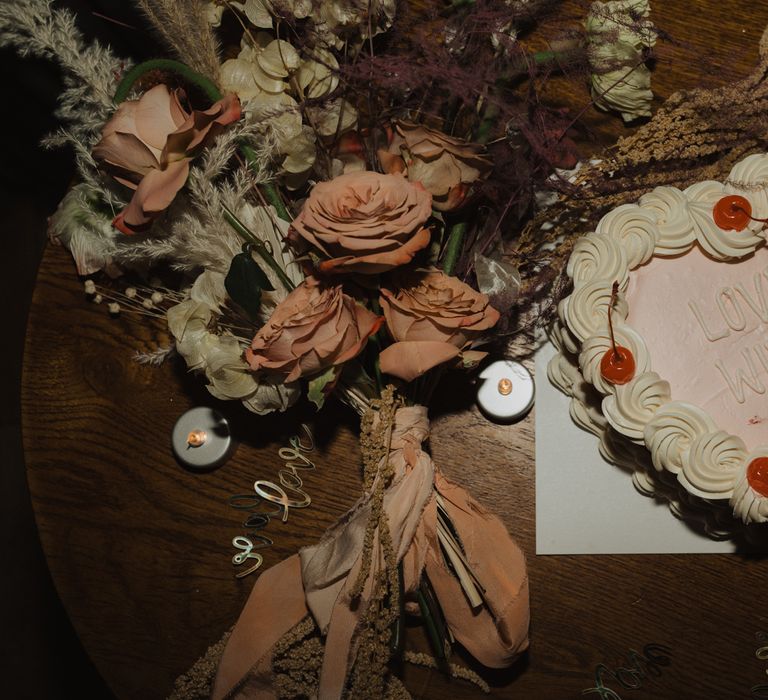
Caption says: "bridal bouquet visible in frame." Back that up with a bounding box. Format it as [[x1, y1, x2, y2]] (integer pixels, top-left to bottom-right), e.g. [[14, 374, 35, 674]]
[[1, 0, 656, 696]]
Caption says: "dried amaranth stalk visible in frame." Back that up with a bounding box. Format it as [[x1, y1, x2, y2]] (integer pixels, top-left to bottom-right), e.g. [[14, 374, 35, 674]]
[[169, 628, 232, 700], [347, 385, 405, 697], [404, 651, 491, 693], [272, 616, 324, 699]]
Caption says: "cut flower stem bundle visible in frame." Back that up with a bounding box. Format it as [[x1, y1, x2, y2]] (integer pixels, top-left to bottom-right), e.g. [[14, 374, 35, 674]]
[[435, 493, 487, 611]]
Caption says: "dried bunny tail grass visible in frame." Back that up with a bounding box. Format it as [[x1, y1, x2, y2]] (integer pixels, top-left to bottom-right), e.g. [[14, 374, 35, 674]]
[[186, 120, 280, 214], [134, 0, 220, 82], [112, 177, 249, 274], [0, 0, 124, 144], [133, 345, 176, 366], [112, 234, 178, 268], [512, 25, 768, 331], [43, 126, 128, 212]]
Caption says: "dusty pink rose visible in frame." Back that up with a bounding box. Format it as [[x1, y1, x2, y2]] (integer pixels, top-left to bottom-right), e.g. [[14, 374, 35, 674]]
[[93, 84, 241, 234], [289, 171, 432, 275], [245, 277, 383, 382], [378, 268, 500, 382], [378, 121, 492, 211]]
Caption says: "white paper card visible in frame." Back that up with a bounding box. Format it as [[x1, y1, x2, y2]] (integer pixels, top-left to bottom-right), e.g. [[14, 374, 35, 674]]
[[534, 341, 736, 554]]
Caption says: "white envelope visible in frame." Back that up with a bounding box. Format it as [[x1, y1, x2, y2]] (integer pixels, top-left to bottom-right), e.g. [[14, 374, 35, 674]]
[[534, 341, 737, 554]]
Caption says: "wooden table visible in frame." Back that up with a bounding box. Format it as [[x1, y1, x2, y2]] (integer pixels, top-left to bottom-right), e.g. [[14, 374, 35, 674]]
[[21, 3, 768, 698]]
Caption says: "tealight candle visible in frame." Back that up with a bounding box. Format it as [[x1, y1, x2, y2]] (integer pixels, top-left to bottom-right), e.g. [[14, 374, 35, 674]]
[[171, 406, 235, 470], [476, 360, 535, 423]]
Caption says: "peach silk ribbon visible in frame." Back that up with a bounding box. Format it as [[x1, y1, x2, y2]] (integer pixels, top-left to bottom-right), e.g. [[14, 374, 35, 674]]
[[212, 406, 529, 699]]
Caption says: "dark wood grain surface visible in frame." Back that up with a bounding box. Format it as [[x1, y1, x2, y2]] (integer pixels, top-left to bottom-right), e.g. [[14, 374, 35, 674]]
[[21, 3, 768, 699]]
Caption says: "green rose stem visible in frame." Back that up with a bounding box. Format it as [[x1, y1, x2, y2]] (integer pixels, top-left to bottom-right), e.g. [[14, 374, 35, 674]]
[[417, 579, 450, 668], [367, 295, 385, 394], [222, 204, 295, 292], [388, 562, 405, 655], [239, 143, 292, 222], [113, 58, 221, 103], [112, 59, 291, 222], [441, 221, 467, 276], [475, 102, 498, 145]]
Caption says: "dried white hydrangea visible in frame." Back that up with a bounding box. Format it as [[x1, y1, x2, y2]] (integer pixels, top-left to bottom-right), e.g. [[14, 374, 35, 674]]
[[167, 269, 300, 415], [585, 0, 657, 122]]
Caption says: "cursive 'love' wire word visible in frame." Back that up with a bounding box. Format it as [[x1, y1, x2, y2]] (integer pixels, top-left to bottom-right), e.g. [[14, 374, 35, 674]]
[[582, 644, 673, 700], [228, 424, 316, 578], [253, 423, 316, 521], [753, 631, 768, 699]]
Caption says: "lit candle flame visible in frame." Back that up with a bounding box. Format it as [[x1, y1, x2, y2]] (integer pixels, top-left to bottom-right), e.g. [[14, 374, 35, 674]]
[[187, 430, 207, 448]]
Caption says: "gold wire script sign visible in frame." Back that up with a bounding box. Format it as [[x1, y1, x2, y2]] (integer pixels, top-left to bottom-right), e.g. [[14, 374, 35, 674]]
[[229, 425, 316, 577]]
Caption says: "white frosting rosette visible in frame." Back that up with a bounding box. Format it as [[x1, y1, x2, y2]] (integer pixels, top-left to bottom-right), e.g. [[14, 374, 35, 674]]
[[643, 402, 716, 475], [599, 428, 644, 471], [555, 299, 581, 355], [565, 279, 628, 342], [632, 469, 657, 497], [637, 186, 696, 255], [546, 349, 580, 396], [678, 430, 747, 499], [549, 151, 768, 528], [568, 379, 607, 436], [602, 371, 671, 444], [570, 398, 605, 437], [595, 203, 659, 268], [567, 232, 629, 290]]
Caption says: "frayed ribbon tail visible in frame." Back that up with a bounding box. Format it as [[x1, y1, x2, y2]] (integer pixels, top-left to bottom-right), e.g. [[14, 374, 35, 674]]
[[212, 405, 529, 699]]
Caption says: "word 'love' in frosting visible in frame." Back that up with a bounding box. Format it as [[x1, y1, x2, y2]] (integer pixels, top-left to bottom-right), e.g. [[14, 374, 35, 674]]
[[688, 266, 768, 404]]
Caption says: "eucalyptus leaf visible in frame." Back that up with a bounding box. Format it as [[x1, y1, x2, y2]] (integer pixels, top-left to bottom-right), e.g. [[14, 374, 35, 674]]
[[307, 365, 341, 410], [224, 249, 274, 320]]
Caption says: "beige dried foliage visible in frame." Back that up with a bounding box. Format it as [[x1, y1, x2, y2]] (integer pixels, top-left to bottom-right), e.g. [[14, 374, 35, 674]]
[[135, 0, 221, 80]]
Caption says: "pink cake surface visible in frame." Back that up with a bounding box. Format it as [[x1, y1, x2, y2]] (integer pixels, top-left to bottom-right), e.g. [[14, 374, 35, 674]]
[[627, 244, 768, 451]]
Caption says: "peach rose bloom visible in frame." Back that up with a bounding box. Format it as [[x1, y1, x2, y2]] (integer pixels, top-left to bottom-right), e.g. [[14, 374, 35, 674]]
[[379, 268, 500, 382], [245, 277, 383, 382], [289, 171, 432, 274], [378, 121, 492, 211], [93, 84, 240, 234]]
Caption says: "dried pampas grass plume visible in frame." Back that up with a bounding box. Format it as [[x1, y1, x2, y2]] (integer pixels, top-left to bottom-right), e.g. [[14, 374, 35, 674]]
[[134, 0, 221, 82]]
